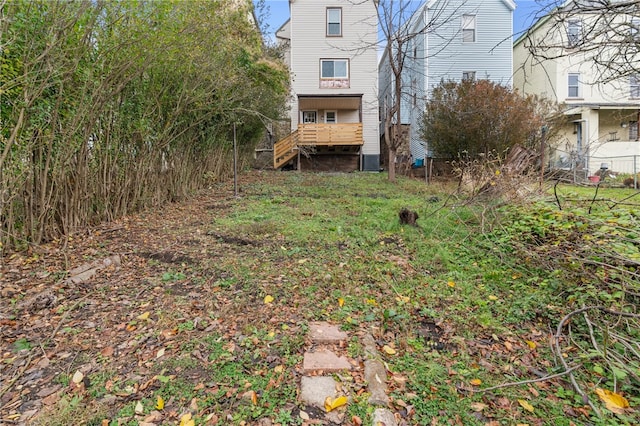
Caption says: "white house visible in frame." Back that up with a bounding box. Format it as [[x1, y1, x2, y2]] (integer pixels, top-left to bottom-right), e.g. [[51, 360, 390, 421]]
[[273, 0, 380, 171], [513, 1, 640, 178], [379, 0, 515, 164]]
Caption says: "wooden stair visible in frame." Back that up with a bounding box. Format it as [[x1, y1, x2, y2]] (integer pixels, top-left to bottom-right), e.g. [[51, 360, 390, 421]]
[[273, 130, 299, 169]]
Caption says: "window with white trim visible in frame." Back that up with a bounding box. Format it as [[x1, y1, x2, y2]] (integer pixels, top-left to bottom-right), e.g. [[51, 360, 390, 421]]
[[321, 59, 348, 79], [462, 71, 476, 81], [567, 20, 582, 47], [327, 8, 342, 36], [568, 73, 580, 98], [631, 74, 640, 98], [631, 18, 640, 40], [462, 15, 476, 43]]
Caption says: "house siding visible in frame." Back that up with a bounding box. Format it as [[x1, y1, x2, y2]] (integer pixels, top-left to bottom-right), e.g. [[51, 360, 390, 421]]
[[289, 0, 379, 164], [380, 0, 514, 161]]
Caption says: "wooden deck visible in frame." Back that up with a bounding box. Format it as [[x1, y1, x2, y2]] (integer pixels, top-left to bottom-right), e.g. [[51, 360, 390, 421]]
[[273, 123, 363, 169]]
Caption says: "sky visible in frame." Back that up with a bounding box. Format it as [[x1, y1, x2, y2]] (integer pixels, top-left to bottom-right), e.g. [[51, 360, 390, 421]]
[[256, 0, 552, 41]]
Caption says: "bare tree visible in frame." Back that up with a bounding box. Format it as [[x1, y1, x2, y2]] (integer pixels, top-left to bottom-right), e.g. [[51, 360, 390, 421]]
[[522, 0, 640, 84]]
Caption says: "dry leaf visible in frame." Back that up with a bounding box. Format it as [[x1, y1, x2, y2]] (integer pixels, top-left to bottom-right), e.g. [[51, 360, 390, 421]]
[[447, 280, 456, 288], [324, 395, 348, 412], [595, 388, 630, 414], [72, 371, 84, 384], [525, 340, 537, 350], [156, 348, 166, 358], [156, 396, 164, 410], [338, 297, 345, 307], [135, 401, 144, 415], [137, 311, 150, 320], [470, 379, 482, 386], [179, 413, 195, 426], [382, 345, 396, 355], [470, 402, 487, 412], [264, 295, 274, 304], [518, 399, 534, 413], [488, 295, 498, 301], [274, 365, 284, 373], [299, 410, 310, 420]]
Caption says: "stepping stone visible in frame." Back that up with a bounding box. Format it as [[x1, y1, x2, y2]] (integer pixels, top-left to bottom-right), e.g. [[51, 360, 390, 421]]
[[372, 408, 398, 426], [364, 359, 389, 406], [309, 321, 348, 344], [300, 376, 337, 409], [303, 349, 351, 373]]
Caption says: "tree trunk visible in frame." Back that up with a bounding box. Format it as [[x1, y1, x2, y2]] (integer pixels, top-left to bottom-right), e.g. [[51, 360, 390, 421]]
[[388, 147, 397, 182]]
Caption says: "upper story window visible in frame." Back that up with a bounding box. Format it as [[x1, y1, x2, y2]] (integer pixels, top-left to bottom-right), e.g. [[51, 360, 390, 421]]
[[566, 20, 582, 47], [321, 59, 348, 79], [631, 18, 640, 40], [568, 73, 580, 98], [327, 8, 342, 36], [631, 74, 640, 98], [462, 71, 476, 81], [462, 15, 476, 43], [630, 121, 639, 141]]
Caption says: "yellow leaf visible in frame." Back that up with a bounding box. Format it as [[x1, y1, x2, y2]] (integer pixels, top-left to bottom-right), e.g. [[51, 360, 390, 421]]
[[470, 379, 482, 386], [264, 295, 274, 304], [366, 298, 377, 305], [338, 297, 345, 307], [525, 340, 537, 350], [518, 399, 535, 413], [179, 413, 195, 426], [395, 295, 410, 303], [137, 311, 150, 320], [298, 258, 308, 264], [324, 395, 348, 412], [495, 169, 501, 176], [274, 365, 284, 373], [382, 345, 396, 355], [447, 281, 456, 288], [156, 396, 165, 410], [595, 388, 630, 414], [488, 295, 498, 301]]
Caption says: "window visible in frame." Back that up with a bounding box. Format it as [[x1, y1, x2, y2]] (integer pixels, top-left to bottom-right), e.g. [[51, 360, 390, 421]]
[[462, 71, 476, 81], [630, 121, 639, 141], [321, 59, 348, 79], [325, 111, 337, 123], [631, 18, 640, 40], [568, 73, 580, 97], [327, 8, 342, 36], [462, 15, 476, 42], [567, 20, 582, 47], [631, 74, 640, 98]]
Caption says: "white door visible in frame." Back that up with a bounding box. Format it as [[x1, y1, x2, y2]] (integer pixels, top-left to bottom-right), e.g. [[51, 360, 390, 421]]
[[303, 111, 317, 123]]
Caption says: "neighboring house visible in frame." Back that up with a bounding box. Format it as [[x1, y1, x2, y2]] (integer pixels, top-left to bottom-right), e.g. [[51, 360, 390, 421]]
[[273, 0, 380, 171], [513, 2, 640, 178], [379, 0, 515, 165]]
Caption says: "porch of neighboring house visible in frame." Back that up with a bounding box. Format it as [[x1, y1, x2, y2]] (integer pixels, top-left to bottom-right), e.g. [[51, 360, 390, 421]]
[[273, 95, 365, 171]]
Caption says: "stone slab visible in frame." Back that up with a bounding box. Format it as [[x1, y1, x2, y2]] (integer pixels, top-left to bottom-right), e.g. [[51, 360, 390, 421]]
[[300, 376, 337, 409], [364, 359, 389, 406], [303, 349, 351, 373], [309, 321, 348, 344], [372, 408, 398, 426]]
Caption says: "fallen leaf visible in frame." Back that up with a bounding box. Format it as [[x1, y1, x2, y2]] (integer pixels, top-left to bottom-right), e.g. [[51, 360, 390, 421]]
[[299, 410, 310, 420], [135, 401, 144, 415], [447, 281, 456, 288], [525, 340, 537, 350], [518, 399, 534, 413], [100, 346, 114, 357], [470, 402, 487, 412], [264, 295, 274, 304], [595, 388, 630, 414], [156, 348, 166, 358], [338, 297, 345, 307], [72, 371, 84, 384], [470, 379, 482, 386], [274, 365, 284, 373], [382, 345, 396, 355], [488, 295, 498, 301], [137, 311, 150, 320], [352, 415, 363, 425], [179, 413, 195, 426], [297, 258, 308, 264], [156, 396, 164, 410], [324, 395, 348, 412]]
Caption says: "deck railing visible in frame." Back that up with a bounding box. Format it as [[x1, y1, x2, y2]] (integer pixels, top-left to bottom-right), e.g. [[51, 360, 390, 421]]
[[273, 123, 364, 169]]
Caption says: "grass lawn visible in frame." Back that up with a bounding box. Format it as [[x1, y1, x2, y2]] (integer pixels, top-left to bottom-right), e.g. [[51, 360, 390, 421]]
[[1, 171, 638, 425]]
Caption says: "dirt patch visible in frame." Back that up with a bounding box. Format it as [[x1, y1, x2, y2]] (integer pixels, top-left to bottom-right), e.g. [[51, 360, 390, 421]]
[[138, 251, 194, 264], [206, 232, 259, 246]]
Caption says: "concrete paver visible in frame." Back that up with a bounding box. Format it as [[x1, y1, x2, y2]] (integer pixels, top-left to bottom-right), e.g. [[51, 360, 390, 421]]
[[303, 349, 352, 373]]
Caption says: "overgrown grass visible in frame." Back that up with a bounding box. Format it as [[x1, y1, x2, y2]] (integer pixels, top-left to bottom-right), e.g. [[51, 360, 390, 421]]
[[28, 171, 639, 425]]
